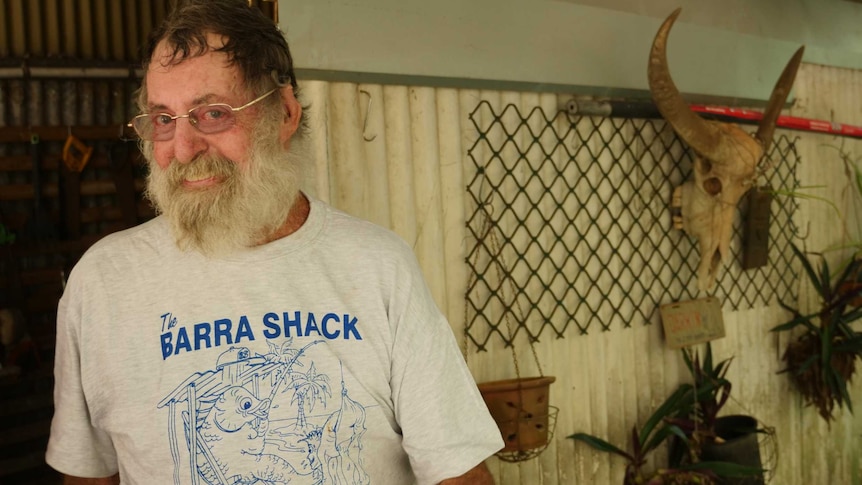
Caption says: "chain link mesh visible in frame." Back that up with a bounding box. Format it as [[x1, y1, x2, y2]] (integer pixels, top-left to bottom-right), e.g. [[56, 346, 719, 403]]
[[465, 101, 801, 350]]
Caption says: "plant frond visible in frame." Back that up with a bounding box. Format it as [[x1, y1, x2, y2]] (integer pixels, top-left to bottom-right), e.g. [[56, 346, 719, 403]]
[[568, 433, 636, 462], [791, 244, 826, 299]]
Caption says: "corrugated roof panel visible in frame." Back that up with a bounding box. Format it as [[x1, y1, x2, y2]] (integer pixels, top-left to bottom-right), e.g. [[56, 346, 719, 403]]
[[0, 0, 173, 63]]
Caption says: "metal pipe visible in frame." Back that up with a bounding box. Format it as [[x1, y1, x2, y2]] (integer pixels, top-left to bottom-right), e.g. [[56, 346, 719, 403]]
[[0, 65, 143, 79], [566, 98, 862, 139]]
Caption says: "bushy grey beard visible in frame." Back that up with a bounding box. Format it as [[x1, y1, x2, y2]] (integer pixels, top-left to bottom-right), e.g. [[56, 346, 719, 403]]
[[143, 117, 303, 257]]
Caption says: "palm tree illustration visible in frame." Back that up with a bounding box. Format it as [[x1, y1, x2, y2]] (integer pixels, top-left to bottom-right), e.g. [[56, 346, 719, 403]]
[[290, 363, 332, 431]]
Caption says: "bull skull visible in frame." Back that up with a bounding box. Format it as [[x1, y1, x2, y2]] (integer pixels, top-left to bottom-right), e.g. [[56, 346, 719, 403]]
[[648, 8, 804, 291]]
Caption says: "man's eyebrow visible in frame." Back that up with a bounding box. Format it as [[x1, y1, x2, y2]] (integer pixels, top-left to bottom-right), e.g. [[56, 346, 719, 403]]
[[191, 94, 221, 105], [146, 94, 222, 112]]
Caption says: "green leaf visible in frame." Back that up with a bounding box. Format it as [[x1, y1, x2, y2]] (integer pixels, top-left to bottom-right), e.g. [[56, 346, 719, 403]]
[[821, 333, 833, 376], [642, 423, 685, 456], [771, 312, 821, 333], [771, 186, 842, 220], [568, 433, 636, 462], [682, 348, 695, 374], [833, 255, 860, 288], [777, 299, 796, 313], [640, 385, 692, 446], [704, 342, 714, 374], [829, 367, 853, 412], [820, 257, 832, 301], [838, 305, 862, 327], [630, 425, 642, 458], [854, 162, 862, 199], [796, 353, 819, 375], [713, 358, 732, 380], [792, 244, 826, 299]]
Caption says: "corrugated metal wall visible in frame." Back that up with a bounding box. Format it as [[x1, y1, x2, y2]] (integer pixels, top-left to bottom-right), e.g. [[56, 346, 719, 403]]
[[0, 0, 172, 61], [786, 62, 862, 485], [300, 62, 862, 484], [0, 0, 276, 61]]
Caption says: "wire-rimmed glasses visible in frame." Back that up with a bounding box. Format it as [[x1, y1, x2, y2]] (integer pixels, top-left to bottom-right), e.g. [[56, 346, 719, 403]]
[[127, 88, 278, 141]]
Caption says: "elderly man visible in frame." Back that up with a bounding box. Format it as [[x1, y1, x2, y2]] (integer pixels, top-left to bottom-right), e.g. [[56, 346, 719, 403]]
[[46, 1, 503, 484]]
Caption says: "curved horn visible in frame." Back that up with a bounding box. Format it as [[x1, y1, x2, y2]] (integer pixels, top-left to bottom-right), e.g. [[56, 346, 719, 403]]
[[755, 46, 805, 153], [648, 8, 722, 159]]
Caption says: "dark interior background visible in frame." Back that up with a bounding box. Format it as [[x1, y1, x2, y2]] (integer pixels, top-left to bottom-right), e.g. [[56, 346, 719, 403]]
[[0, 1, 278, 483]]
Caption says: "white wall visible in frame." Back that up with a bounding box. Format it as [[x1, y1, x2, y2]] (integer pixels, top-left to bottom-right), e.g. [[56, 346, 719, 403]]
[[280, 0, 862, 103]]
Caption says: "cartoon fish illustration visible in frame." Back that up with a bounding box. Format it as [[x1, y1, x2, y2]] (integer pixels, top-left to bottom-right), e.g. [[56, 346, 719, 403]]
[[196, 386, 323, 485]]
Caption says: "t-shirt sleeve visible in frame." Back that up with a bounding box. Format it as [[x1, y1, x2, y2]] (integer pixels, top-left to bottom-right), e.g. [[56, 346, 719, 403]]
[[389, 251, 503, 485], [45, 280, 119, 478]]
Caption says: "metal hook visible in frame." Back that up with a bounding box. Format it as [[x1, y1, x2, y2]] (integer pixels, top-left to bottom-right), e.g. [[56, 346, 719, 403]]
[[794, 220, 811, 240], [359, 89, 377, 142]]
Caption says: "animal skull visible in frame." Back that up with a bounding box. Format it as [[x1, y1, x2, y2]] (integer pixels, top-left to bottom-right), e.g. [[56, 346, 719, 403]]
[[648, 8, 804, 291]]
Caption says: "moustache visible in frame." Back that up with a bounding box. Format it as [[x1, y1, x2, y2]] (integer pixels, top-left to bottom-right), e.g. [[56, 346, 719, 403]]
[[163, 154, 239, 188]]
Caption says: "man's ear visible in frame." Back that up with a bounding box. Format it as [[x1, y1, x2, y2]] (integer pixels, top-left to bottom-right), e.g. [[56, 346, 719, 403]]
[[278, 85, 302, 145]]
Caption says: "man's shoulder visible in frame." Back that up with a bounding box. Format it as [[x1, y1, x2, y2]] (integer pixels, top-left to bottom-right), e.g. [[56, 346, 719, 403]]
[[90, 216, 166, 249], [313, 198, 410, 251], [78, 217, 170, 266]]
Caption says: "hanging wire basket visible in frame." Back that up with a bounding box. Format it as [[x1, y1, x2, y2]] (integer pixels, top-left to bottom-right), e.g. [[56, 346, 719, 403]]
[[468, 204, 558, 462], [478, 376, 559, 462]]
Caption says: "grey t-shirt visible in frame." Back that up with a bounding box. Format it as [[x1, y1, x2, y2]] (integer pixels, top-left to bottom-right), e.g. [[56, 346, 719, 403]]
[[47, 196, 502, 484]]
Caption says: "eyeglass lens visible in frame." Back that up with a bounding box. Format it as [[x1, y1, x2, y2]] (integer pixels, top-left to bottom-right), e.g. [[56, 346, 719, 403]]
[[133, 104, 237, 142], [130, 88, 278, 141]]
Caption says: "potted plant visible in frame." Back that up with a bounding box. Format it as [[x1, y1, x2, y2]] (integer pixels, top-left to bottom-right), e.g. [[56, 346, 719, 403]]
[[672, 344, 732, 447], [772, 242, 862, 423], [569, 371, 760, 485], [478, 375, 557, 462], [667, 343, 765, 485]]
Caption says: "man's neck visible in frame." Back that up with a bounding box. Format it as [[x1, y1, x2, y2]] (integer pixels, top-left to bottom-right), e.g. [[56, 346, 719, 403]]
[[259, 192, 310, 245]]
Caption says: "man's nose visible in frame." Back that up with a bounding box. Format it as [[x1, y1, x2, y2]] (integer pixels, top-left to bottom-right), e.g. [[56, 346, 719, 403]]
[[171, 118, 206, 164]]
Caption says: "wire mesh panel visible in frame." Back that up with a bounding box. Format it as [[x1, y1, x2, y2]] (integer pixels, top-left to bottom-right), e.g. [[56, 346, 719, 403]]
[[464, 101, 801, 350]]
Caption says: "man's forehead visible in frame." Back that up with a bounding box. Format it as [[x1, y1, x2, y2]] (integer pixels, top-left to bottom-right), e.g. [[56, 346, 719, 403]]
[[144, 49, 247, 109], [149, 33, 231, 71]]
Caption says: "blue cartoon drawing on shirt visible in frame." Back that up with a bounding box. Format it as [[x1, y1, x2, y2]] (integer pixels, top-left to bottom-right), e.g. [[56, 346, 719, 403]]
[[158, 339, 371, 485]]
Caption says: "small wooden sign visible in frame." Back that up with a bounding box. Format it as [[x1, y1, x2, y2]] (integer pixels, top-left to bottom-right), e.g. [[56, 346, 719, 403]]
[[742, 186, 772, 270], [659, 297, 725, 349]]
